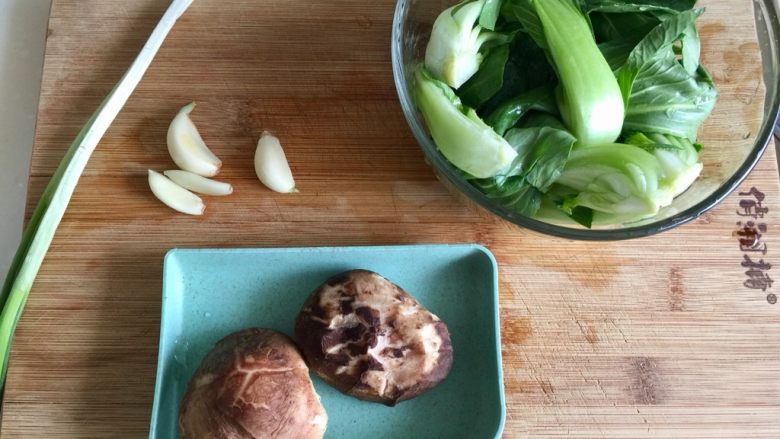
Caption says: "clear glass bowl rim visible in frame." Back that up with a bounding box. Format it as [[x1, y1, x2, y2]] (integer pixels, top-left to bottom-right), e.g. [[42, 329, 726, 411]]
[[391, 0, 780, 241]]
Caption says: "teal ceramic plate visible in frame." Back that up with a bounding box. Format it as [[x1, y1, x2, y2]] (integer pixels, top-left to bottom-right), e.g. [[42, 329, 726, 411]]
[[149, 244, 505, 439]]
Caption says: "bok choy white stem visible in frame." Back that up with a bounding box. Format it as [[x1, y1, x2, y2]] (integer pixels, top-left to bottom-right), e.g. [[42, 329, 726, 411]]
[[0, 0, 194, 391], [532, 0, 625, 145], [425, 0, 511, 89]]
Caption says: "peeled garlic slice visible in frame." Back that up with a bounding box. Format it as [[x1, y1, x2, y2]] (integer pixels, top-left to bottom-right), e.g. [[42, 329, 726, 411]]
[[163, 170, 233, 196], [254, 131, 297, 193], [167, 102, 222, 177], [148, 170, 205, 215]]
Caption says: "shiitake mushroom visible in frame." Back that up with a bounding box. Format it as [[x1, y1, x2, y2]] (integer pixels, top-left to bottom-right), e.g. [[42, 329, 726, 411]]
[[294, 270, 453, 406], [178, 328, 326, 439]]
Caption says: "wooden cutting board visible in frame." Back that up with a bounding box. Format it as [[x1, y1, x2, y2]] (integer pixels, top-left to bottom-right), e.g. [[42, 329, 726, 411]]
[[2, 0, 779, 437]]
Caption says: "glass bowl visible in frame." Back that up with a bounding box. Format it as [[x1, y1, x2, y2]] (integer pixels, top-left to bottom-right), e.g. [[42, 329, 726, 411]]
[[391, 0, 780, 240]]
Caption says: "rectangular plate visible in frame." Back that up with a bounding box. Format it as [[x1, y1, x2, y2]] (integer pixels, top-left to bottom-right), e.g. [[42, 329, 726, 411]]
[[149, 244, 505, 439]]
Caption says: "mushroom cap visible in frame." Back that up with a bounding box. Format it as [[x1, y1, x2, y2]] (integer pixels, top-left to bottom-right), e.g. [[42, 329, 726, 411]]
[[179, 328, 327, 439], [295, 270, 453, 406]]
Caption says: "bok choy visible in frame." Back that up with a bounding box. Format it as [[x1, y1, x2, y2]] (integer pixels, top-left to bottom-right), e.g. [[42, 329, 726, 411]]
[[425, 0, 513, 88], [415, 68, 518, 178], [508, 0, 626, 145], [417, 0, 716, 226], [0, 0, 193, 391]]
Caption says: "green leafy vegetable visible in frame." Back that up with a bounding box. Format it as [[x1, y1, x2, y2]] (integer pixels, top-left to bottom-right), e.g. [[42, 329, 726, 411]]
[[599, 37, 645, 71], [623, 62, 716, 141], [624, 132, 702, 197], [593, 12, 661, 69], [518, 131, 575, 192], [555, 143, 673, 223], [534, 191, 596, 227], [590, 10, 662, 42], [0, 0, 193, 392], [473, 177, 543, 216], [471, 125, 575, 217], [616, 8, 704, 104], [415, 68, 517, 178], [425, 0, 512, 88], [419, 0, 717, 227], [501, 126, 576, 191], [518, 113, 568, 130], [597, 9, 717, 142], [478, 31, 557, 115], [457, 44, 511, 108], [501, 0, 547, 48], [587, 1, 698, 69], [484, 86, 557, 136], [480, 0, 504, 30], [568, 205, 595, 228], [505, 0, 626, 145], [580, 0, 696, 14]]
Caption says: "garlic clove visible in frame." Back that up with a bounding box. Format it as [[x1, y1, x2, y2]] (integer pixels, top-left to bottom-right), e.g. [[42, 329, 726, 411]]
[[167, 102, 222, 177], [163, 170, 233, 196], [148, 169, 205, 215], [254, 131, 297, 193]]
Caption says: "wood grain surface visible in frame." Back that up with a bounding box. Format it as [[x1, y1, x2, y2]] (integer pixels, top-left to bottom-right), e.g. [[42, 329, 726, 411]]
[[2, 0, 780, 437]]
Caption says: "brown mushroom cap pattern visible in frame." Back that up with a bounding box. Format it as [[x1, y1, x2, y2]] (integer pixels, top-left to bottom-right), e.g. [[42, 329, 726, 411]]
[[178, 328, 327, 439], [295, 270, 453, 406]]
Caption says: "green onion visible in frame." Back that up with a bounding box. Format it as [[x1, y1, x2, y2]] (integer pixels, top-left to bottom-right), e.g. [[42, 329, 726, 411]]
[[0, 0, 194, 392]]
